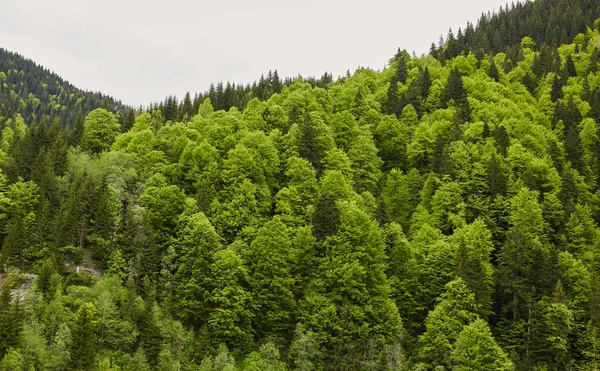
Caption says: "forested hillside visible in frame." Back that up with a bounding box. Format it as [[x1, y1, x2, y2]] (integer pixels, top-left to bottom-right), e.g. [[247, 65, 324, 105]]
[[0, 48, 127, 129], [1, 1, 600, 370]]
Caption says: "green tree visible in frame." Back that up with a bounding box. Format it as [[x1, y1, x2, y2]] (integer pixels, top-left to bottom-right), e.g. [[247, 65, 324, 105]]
[[348, 134, 383, 194], [69, 302, 97, 371], [417, 278, 480, 369], [208, 248, 254, 351], [451, 319, 513, 371], [173, 212, 222, 326], [0, 285, 22, 360], [81, 108, 121, 154], [244, 217, 295, 339], [452, 219, 494, 314]]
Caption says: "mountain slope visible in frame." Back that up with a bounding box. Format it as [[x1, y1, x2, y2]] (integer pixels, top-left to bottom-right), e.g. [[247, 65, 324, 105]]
[[0, 48, 127, 128], [0, 0, 599, 370]]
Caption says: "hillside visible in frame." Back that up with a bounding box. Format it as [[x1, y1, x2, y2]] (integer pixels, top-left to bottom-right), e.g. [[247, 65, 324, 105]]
[[0, 1, 600, 370], [0, 48, 127, 129]]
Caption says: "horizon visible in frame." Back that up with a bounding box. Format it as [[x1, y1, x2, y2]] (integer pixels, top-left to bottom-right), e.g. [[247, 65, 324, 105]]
[[1, 0, 520, 106]]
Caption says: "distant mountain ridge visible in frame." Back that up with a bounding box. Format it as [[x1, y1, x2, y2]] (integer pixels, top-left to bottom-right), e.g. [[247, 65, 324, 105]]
[[0, 47, 127, 129]]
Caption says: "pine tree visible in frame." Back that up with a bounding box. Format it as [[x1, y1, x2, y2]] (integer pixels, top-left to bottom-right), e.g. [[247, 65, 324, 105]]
[[551, 74, 563, 102], [69, 302, 97, 371], [69, 110, 85, 147], [440, 68, 471, 123], [386, 50, 408, 117], [122, 108, 136, 133], [488, 58, 501, 82], [180, 92, 194, 122], [312, 194, 340, 241], [0, 285, 22, 359]]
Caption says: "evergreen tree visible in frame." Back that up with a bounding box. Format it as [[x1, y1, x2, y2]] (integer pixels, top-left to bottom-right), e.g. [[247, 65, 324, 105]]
[[122, 108, 136, 133], [488, 58, 501, 82], [69, 302, 97, 371]]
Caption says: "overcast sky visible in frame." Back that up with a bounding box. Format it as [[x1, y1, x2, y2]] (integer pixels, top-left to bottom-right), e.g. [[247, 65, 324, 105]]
[[0, 0, 517, 106]]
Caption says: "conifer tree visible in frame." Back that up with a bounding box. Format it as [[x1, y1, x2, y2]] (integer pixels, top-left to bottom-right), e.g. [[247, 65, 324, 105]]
[[69, 302, 97, 371], [488, 58, 501, 82]]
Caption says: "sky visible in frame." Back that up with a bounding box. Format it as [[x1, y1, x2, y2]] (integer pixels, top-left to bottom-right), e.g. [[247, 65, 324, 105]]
[[0, 0, 518, 106]]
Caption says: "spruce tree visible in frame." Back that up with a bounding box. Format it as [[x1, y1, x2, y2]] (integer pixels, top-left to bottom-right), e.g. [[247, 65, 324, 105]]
[[488, 58, 500, 82], [69, 303, 97, 371]]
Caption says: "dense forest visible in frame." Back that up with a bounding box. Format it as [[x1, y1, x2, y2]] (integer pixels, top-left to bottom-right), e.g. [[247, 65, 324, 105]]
[[0, 48, 127, 129], [1, 0, 600, 370]]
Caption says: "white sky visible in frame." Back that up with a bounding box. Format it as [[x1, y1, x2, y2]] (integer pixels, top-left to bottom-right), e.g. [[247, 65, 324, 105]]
[[0, 0, 517, 106]]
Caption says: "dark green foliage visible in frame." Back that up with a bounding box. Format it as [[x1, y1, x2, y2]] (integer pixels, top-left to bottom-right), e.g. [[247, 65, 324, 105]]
[[440, 68, 471, 123], [69, 303, 97, 371], [386, 50, 408, 117], [312, 194, 340, 241], [122, 108, 136, 133], [298, 115, 321, 171], [551, 74, 564, 102], [433, 0, 600, 56], [0, 48, 126, 129], [488, 58, 500, 82], [0, 285, 22, 359]]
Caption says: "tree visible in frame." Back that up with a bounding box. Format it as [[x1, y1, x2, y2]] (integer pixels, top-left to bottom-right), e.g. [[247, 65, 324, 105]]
[[488, 58, 501, 82], [198, 98, 214, 119], [451, 319, 513, 371], [122, 108, 136, 133], [348, 134, 383, 194], [387, 50, 409, 117], [0, 285, 22, 360], [69, 302, 97, 371], [70, 110, 85, 147], [542, 281, 574, 369], [173, 212, 222, 326], [207, 248, 254, 351], [311, 194, 340, 241], [440, 68, 471, 123], [417, 278, 480, 369], [302, 200, 402, 368], [244, 217, 295, 339], [498, 188, 550, 323], [81, 108, 121, 154], [452, 219, 494, 314]]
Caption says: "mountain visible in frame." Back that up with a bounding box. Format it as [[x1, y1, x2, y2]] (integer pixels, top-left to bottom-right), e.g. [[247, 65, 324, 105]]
[[432, 0, 600, 62], [0, 0, 600, 370], [0, 47, 127, 128]]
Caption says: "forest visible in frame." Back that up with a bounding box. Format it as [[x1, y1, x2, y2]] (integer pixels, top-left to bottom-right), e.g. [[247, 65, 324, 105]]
[[1, 0, 600, 370]]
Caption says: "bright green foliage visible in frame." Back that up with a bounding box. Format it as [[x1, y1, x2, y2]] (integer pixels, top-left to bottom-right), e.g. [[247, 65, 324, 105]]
[[173, 212, 221, 325], [275, 156, 319, 224], [139, 173, 186, 246], [208, 248, 254, 351], [452, 219, 495, 314], [451, 319, 513, 371], [2, 6, 600, 369], [0, 348, 25, 371], [244, 217, 295, 339], [348, 134, 383, 194], [417, 278, 479, 369], [81, 108, 121, 154], [241, 342, 287, 371]]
